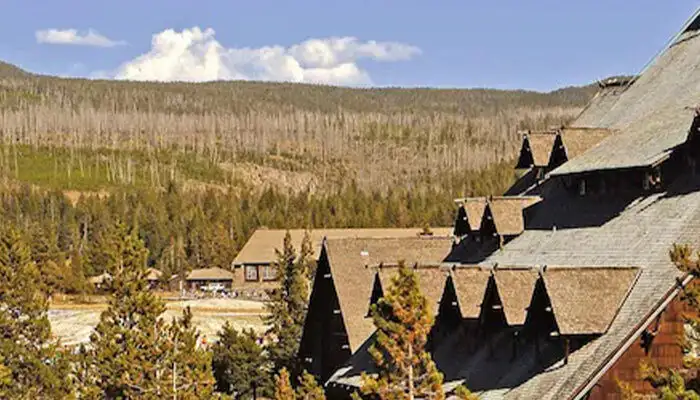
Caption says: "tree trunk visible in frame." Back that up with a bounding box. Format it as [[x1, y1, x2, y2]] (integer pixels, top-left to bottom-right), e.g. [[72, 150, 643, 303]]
[[408, 343, 414, 400]]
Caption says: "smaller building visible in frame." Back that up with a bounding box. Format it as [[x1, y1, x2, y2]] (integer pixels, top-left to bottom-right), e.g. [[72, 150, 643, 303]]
[[232, 227, 454, 295], [145, 268, 163, 289], [88, 272, 111, 291], [185, 267, 235, 291]]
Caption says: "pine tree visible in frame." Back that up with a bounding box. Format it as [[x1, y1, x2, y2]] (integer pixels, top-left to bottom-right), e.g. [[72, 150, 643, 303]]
[[359, 261, 446, 400], [299, 230, 316, 281], [296, 370, 326, 400], [0, 227, 73, 398], [164, 306, 217, 399], [454, 385, 479, 400], [265, 231, 309, 376], [212, 323, 269, 397], [275, 368, 296, 400], [65, 249, 91, 295], [76, 221, 216, 398], [274, 368, 326, 400]]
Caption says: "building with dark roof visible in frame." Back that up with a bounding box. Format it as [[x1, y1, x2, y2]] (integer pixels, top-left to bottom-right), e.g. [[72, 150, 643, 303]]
[[302, 8, 700, 400]]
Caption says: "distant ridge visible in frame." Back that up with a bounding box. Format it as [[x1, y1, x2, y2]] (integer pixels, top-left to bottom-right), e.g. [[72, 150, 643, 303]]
[[0, 61, 31, 78]]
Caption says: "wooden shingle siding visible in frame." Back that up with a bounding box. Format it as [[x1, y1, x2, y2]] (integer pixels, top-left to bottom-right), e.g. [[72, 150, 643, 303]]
[[587, 294, 686, 399]]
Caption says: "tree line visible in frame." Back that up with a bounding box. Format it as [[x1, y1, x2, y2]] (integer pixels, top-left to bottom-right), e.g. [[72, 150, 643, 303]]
[[0, 162, 516, 294]]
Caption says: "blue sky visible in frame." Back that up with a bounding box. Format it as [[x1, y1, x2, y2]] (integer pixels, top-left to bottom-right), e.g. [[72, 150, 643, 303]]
[[0, 1, 698, 90]]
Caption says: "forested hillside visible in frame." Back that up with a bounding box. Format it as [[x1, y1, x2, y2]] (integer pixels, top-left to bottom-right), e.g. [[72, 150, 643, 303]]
[[0, 65, 595, 193], [0, 62, 597, 291]]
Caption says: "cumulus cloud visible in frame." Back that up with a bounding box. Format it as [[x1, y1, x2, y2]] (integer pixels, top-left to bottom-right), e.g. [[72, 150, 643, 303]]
[[36, 29, 125, 47], [113, 27, 420, 86]]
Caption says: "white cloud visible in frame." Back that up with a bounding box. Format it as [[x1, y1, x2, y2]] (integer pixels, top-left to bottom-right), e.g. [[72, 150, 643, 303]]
[[112, 27, 421, 86], [36, 29, 126, 47]]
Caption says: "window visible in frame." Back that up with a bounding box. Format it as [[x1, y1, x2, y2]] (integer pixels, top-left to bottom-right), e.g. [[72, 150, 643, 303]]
[[262, 265, 278, 281], [245, 265, 259, 282]]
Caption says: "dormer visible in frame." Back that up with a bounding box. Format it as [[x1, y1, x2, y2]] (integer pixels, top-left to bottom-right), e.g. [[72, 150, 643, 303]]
[[515, 130, 558, 179], [479, 196, 542, 248], [548, 127, 615, 170], [452, 197, 487, 238]]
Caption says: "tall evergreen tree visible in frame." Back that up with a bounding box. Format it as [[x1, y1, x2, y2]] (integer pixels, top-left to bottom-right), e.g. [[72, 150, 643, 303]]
[[76, 221, 216, 398], [359, 261, 446, 400], [296, 370, 326, 400], [212, 323, 269, 398], [298, 231, 316, 281], [0, 227, 73, 398], [264, 231, 309, 376]]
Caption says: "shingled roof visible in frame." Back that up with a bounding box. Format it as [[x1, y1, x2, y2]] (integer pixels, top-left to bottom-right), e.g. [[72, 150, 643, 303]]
[[233, 227, 453, 266], [378, 267, 448, 313], [186, 267, 235, 281], [453, 197, 488, 233], [326, 9, 700, 400], [517, 131, 558, 168], [482, 196, 542, 236], [324, 236, 455, 352], [551, 25, 700, 176], [543, 267, 640, 335], [472, 177, 696, 399], [492, 268, 539, 326], [449, 267, 492, 318], [556, 127, 616, 162]]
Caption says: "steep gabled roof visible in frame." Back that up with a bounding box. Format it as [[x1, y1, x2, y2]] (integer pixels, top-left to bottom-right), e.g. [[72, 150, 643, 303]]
[[449, 267, 492, 318], [477, 175, 699, 399], [543, 267, 640, 335], [233, 227, 454, 266], [551, 23, 700, 176], [324, 236, 455, 352], [482, 196, 542, 236], [326, 9, 700, 400]]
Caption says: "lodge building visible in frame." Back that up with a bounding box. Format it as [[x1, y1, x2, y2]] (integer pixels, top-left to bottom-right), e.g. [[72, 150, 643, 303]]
[[231, 227, 452, 296], [298, 8, 700, 400]]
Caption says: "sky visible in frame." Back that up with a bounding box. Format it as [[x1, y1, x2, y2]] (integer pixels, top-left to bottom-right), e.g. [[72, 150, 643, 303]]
[[0, 1, 698, 91]]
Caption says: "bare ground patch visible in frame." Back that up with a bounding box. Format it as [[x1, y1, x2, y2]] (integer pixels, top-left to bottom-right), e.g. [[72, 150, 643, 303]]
[[220, 161, 319, 194], [49, 297, 268, 346]]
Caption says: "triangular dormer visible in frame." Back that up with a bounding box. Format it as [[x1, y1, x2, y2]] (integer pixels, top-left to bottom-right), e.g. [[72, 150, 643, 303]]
[[367, 271, 384, 316], [478, 274, 508, 334], [523, 274, 559, 338]]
